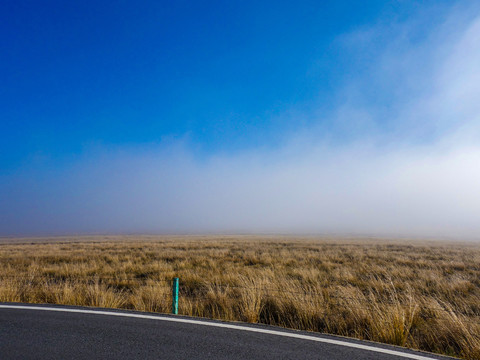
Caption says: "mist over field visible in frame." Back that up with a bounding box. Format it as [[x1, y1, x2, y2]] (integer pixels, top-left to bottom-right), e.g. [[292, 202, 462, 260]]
[[1, 3, 480, 238]]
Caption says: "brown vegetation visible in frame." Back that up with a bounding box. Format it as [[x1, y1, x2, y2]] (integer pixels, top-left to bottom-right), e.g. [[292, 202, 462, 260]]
[[0, 235, 479, 359]]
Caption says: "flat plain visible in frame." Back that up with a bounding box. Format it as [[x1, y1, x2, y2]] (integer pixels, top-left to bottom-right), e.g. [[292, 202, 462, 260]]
[[0, 235, 479, 359]]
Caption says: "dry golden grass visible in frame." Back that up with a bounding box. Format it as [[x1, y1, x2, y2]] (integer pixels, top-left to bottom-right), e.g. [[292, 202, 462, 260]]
[[0, 235, 479, 359]]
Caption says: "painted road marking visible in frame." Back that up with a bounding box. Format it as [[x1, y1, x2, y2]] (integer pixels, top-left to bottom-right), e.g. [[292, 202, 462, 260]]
[[0, 304, 442, 360]]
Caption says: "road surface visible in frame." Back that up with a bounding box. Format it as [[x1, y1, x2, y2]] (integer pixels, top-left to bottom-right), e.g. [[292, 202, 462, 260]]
[[0, 303, 456, 360]]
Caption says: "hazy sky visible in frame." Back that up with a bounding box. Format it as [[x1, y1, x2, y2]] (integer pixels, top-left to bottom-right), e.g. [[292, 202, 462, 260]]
[[1, 1, 480, 238]]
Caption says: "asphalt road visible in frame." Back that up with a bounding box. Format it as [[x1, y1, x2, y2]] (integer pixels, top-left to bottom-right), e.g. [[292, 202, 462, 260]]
[[0, 303, 456, 360]]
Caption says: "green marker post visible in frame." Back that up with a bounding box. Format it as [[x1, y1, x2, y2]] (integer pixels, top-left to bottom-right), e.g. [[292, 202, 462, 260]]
[[172, 277, 179, 315]]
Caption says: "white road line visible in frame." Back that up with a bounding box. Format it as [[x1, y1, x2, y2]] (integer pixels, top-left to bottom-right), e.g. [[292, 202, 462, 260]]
[[0, 304, 442, 360]]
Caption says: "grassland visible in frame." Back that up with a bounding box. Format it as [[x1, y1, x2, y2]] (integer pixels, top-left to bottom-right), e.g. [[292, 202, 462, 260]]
[[0, 235, 479, 359]]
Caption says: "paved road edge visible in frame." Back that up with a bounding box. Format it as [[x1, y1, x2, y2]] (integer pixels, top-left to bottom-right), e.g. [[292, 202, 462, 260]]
[[0, 303, 453, 360]]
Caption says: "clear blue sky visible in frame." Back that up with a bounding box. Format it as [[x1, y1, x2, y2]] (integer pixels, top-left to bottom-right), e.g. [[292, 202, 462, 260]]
[[2, 1, 480, 237], [2, 0, 429, 169]]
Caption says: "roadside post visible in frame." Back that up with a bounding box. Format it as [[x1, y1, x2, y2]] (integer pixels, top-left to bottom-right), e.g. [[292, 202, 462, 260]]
[[172, 277, 179, 315]]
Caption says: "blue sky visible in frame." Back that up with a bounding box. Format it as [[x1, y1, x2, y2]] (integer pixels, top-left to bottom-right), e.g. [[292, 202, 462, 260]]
[[1, 1, 480, 237], [1, 0, 439, 168]]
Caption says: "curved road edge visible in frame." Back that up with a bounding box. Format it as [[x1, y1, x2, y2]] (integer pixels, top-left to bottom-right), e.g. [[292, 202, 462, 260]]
[[0, 303, 457, 360]]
